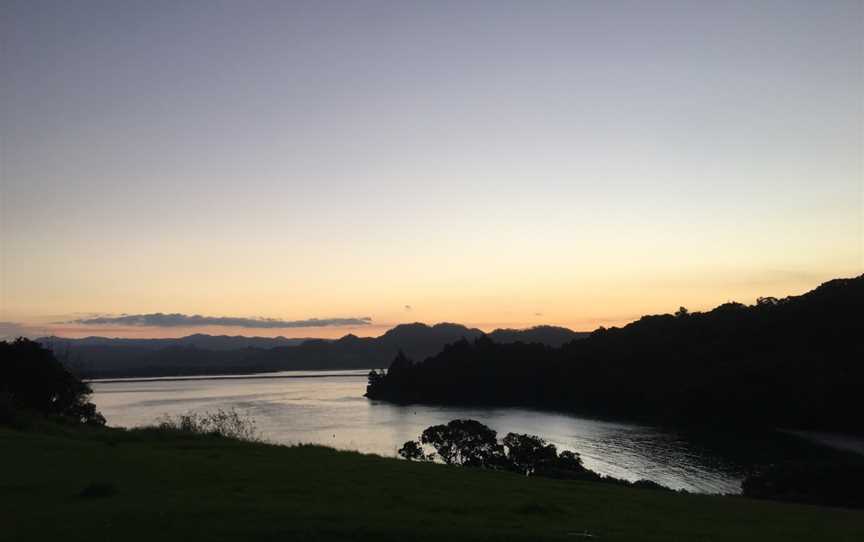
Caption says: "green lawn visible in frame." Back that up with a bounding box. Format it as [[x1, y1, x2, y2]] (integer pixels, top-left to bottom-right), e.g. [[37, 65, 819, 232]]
[[2, 423, 862, 541]]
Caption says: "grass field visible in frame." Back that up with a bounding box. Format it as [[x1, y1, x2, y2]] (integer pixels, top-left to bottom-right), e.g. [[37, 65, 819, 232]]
[[2, 423, 862, 541]]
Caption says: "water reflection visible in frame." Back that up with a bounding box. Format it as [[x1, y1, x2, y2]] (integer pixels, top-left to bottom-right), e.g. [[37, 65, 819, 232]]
[[90, 371, 813, 494]]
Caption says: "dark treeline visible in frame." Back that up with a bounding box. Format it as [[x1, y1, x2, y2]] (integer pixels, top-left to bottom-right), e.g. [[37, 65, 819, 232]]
[[398, 419, 671, 492], [367, 276, 864, 434]]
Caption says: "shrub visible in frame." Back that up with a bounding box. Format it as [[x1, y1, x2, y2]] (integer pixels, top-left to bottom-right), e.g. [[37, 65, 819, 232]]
[[155, 408, 260, 442]]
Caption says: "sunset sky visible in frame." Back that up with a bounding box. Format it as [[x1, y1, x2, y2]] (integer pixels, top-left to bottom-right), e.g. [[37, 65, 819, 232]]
[[1, 1, 862, 339]]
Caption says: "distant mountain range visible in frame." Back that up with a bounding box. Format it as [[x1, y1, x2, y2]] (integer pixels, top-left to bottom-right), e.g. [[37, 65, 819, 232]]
[[40, 333, 312, 351], [39, 324, 587, 378]]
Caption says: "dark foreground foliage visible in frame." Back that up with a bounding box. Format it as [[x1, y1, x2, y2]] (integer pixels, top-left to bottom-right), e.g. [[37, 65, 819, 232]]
[[368, 275, 864, 434], [400, 419, 673, 491], [0, 338, 104, 426]]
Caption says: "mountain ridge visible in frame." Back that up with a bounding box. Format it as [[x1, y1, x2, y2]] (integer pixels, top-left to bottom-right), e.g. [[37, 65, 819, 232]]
[[38, 323, 587, 378]]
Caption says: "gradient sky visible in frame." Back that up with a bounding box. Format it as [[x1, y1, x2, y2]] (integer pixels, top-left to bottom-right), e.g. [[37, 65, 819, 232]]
[[1, 1, 862, 339]]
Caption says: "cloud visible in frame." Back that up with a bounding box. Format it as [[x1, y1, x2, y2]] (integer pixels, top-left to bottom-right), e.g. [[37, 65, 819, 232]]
[[69, 313, 373, 329]]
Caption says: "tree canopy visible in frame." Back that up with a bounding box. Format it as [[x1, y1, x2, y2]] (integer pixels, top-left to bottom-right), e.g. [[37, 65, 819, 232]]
[[0, 338, 105, 425], [396, 419, 663, 489]]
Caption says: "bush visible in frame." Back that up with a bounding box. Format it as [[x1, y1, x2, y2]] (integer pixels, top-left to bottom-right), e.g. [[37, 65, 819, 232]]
[[155, 408, 260, 442]]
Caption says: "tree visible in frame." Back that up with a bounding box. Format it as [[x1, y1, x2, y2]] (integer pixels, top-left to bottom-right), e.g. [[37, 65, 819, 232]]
[[420, 419, 503, 467], [0, 338, 105, 425], [398, 440, 430, 461], [537, 450, 591, 480], [366, 369, 384, 396], [503, 432, 559, 475], [556, 450, 585, 471]]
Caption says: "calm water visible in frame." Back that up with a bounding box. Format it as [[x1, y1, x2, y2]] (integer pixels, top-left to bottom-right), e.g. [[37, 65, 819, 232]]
[[90, 371, 826, 495]]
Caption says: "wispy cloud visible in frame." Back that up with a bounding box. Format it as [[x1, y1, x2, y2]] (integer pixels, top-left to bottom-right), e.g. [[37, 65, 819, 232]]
[[69, 313, 372, 329]]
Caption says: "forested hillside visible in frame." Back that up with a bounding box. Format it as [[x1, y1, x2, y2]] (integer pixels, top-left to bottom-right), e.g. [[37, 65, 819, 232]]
[[368, 276, 864, 434]]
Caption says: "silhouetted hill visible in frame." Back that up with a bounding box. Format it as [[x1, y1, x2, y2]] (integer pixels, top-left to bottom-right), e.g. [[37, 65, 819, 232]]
[[487, 326, 589, 347], [38, 323, 576, 378], [382, 323, 485, 358], [367, 275, 864, 434], [233, 323, 485, 373]]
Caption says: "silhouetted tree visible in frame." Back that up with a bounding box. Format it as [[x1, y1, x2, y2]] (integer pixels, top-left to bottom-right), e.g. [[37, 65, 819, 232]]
[[398, 440, 431, 461], [420, 419, 503, 467], [557, 450, 584, 470], [366, 369, 384, 396], [540, 450, 592, 480], [403, 420, 663, 489], [503, 432, 558, 476], [0, 338, 105, 425]]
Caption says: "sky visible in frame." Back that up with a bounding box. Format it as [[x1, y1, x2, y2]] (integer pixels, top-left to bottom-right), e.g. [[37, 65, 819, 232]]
[[1, 0, 862, 339]]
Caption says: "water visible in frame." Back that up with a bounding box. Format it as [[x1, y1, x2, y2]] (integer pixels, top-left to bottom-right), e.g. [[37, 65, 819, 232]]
[[90, 371, 831, 495]]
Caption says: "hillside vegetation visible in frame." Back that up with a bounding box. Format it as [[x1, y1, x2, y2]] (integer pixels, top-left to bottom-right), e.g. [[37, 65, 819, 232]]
[[368, 276, 864, 434]]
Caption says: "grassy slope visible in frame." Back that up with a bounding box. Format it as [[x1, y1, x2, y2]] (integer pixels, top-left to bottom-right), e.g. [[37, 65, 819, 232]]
[[2, 424, 863, 542]]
